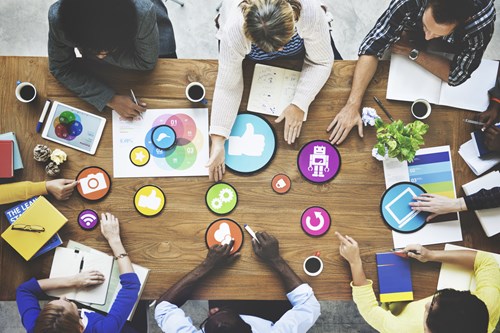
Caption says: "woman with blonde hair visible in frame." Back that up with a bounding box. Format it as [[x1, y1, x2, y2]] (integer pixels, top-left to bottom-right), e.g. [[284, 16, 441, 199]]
[[207, 0, 339, 181], [16, 213, 141, 333]]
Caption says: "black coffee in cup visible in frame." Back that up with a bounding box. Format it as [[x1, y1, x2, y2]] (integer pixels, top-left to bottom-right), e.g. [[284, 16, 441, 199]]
[[188, 85, 204, 101], [412, 102, 427, 118], [20, 85, 36, 101], [305, 257, 322, 274]]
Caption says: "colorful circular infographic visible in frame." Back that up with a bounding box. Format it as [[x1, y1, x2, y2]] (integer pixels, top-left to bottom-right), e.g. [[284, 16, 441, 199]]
[[53, 110, 83, 141], [224, 113, 276, 174], [301, 206, 331, 237], [151, 125, 176, 150], [297, 140, 341, 184], [129, 146, 150, 167], [133, 185, 166, 217], [205, 183, 238, 215], [380, 182, 429, 233], [78, 209, 99, 230], [205, 218, 244, 255], [271, 174, 291, 194], [76, 166, 112, 201]]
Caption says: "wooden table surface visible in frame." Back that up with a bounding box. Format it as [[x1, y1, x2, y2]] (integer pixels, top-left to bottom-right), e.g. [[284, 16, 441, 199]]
[[1, 56, 498, 301]]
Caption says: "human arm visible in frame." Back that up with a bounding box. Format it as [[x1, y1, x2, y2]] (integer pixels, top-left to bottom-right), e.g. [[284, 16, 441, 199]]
[[409, 193, 467, 221], [463, 187, 500, 210], [0, 179, 78, 204], [206, 134, 226, 182], [156, 241, 239, 307], [275, 1, 333, 145], [403, 245, 476, 269], [334, 232, 369, 286], [478, 77, 500, 128], [100, 213, 134, 275], [252, 232, 302, 292], [326, 55, 377, 144]]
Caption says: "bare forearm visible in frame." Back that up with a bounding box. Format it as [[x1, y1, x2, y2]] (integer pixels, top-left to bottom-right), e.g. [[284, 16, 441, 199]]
[[428, 250, 477, 269], [347, 55, 379, 106], [38, 277, 76, 291], [349, 261, 369, 287], [268, 257, 303, 292], [414, 51, 451, 82], [156, 262, 213, 307], [109, 240, 134, 274]]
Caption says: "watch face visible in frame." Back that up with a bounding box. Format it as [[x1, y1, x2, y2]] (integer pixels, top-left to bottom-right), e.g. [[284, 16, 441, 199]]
[[409, 49, 419, 60]]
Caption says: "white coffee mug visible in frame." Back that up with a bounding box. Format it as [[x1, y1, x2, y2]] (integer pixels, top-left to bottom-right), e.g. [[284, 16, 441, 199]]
[[185, 82, 208, 104], [303, 255, 324, 277], [15, 81, 37, 103], [411, 99, 431, 120]]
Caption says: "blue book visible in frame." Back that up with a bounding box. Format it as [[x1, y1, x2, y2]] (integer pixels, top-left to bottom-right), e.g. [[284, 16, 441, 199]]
[[471, 124, 500, 157], [376, 252, 414, 302], [4, 196, 63, 258]]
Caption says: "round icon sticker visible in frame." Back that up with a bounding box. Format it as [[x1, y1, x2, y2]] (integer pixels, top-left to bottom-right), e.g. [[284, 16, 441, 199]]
[[133, 185, 166, 217], [205, 182, 238, 215], [205, 218, 244, 255], [297, 140, 341, 184], [301, 206, 331, 237], [76, 166, 112, 201], [129, 146, 150, 167], [78, 209, 99, 230], [151, 125, 176, 150], [380, 181, 429, 233], [271, 174, 291, 194], [224, 113, 277, 174]]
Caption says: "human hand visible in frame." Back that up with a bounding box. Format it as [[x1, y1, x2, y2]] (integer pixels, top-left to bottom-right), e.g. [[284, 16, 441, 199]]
[[108, 94, 147, 119], [100, 212, 121, 245], [409, 193, 465, 221], [327, 103, 364, 144], [206, 135, 226, 182], [335, 232, 362, 265], [71, 270, 105, 288], [402, 244, 433, 262], [203, 239, 239, 268], [478, 102, 500, 129], [275, 104, 304, 144], [484, 126, 500, 152], [45, 179, 78, 200], [252, 232, 281, 264]]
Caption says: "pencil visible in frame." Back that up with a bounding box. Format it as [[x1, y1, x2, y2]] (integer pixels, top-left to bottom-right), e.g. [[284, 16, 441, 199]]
[[244, 224, 260, 244], [373, 96, 395, 122], [463, 119, 484, 126]]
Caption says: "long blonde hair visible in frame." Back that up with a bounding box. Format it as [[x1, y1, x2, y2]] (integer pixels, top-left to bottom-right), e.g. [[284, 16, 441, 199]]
[[34, 303, 82, 333], [240, 0, 302, 52]]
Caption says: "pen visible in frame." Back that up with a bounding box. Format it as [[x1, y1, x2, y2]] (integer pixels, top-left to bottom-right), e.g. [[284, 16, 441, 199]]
[[373, 96, 395, 122], [244, 224, 260, 244], [130, 89, 139, 105], [463, 119, 484, 126], [392, 248, 420, 258], [79, 257, 84, 273], [37, 100, 51, 133]]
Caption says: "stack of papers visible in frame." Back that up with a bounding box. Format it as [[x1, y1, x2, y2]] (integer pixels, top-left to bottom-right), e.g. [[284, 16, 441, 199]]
[[459, 139, 500, 176]]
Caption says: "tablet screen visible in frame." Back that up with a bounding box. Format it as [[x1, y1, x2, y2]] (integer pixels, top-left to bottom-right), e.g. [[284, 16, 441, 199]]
[[42, 101, 106, 155]]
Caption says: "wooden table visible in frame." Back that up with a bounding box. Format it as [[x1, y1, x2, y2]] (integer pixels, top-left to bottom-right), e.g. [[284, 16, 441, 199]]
[[1, 56, 498, 301]]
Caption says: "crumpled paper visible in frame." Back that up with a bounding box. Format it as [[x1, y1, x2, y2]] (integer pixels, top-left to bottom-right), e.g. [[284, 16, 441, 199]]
[[50, 149, 67, 165], [362, 107, 380, 126]]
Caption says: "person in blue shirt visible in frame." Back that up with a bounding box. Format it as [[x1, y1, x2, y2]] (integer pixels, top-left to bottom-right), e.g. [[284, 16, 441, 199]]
[[154, 231, 321, 333], [16, 213, 140, 333]]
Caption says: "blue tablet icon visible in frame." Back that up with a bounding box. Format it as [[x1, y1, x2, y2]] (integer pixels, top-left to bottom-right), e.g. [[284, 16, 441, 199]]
[[380, 182, 429, 233], [224, 113, 276, 174], [151, 125, 176, 150]]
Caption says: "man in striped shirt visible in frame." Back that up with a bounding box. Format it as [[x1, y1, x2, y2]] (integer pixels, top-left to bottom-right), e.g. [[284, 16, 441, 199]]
[[327, 0, 496, 145]]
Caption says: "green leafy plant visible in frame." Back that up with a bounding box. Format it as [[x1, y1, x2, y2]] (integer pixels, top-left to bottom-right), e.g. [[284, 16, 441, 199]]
[[374, 118, 429, 162]]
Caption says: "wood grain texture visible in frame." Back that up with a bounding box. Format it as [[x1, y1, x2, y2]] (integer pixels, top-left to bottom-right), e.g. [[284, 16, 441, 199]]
[[1, 57, 499, 301]]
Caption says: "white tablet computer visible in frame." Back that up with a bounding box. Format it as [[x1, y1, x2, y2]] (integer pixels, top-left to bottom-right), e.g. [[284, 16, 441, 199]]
[[42, 101, 106, 155]]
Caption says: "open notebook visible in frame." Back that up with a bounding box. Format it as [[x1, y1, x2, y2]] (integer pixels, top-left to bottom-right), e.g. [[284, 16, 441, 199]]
[[67, 241, 150, 321], [387, 54, 498, 112]]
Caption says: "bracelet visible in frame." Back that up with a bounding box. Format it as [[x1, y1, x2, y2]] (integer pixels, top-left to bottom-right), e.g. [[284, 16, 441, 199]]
[[491, 97, 500, 104], [115, 253, 128, 260]]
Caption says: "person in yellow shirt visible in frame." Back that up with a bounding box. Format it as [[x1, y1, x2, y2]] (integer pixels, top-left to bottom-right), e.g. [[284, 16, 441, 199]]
[[0, 179, 78, 205], [335, 232, 500, 333]]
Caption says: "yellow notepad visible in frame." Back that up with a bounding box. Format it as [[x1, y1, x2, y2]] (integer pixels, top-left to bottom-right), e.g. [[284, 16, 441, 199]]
[[1, 196, 67, 260]]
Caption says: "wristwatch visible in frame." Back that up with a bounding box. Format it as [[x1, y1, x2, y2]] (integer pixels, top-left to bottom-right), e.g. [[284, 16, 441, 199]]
[[409, 49, 420, 61]]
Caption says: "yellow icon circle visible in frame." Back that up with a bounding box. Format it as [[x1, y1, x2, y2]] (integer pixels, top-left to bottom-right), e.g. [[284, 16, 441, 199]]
[[134, 185, 165, 217], [130, 146, 150, 167]]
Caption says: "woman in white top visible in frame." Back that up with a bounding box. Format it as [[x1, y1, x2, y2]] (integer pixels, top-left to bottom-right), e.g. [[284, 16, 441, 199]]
[[207, 0, 336, 181]]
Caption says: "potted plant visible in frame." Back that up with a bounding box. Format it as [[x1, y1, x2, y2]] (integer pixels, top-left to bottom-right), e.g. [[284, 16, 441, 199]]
[[374, 118, 429, 162]]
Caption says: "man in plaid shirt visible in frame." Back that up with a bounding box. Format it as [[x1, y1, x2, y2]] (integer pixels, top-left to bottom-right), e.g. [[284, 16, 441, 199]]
[[327, 0, 496, 145]]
